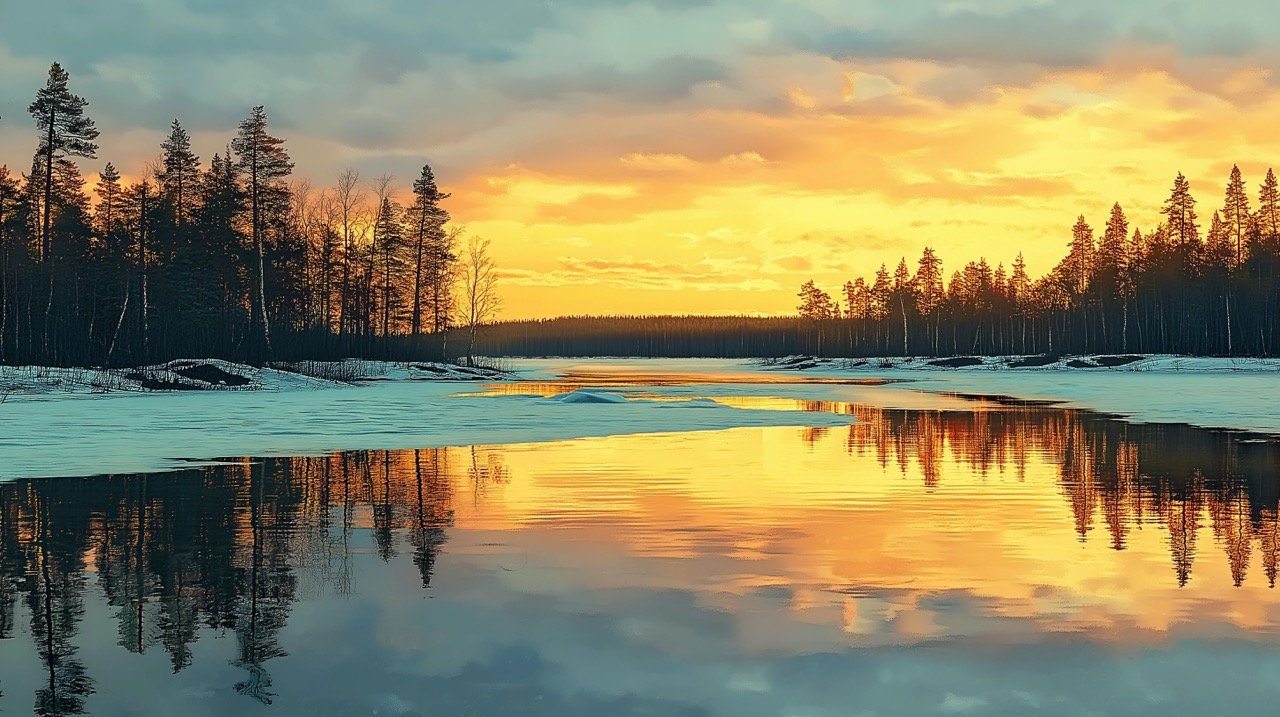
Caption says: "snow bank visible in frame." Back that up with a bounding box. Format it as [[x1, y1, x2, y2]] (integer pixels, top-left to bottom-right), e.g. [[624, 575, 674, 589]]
[[547, 389, 627, 404], [0, 359, 508, 399], [759, 353, 1280, 374]]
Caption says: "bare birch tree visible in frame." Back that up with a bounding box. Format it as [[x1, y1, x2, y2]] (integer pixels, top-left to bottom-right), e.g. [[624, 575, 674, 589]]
[[460, 235, 499, 367]]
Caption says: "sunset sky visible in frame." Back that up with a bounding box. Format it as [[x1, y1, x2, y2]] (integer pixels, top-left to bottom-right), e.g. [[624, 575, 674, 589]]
[[3, 1, 1280, 318]]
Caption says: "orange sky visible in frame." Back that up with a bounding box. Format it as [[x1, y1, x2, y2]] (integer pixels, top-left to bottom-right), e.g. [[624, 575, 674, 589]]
[[4, 2, 1280, 318]]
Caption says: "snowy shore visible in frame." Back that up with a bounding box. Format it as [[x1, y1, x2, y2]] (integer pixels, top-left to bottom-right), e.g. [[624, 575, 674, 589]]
[[0, 358, 507, 397], [0, 361, 850, 480], [2, 354, 1276, 481]]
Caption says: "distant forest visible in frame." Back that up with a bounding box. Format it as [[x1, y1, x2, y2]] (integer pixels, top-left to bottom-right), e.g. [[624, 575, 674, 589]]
[[482, 171, 1280, 358], [4, 64, 1278, 366], [1, 63, 499, 368]]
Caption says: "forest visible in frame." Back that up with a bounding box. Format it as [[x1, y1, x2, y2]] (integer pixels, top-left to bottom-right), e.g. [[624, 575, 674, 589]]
[[1, 63, 498, 368], [790, 168, 1280, 358], [4, 62, 1277, 366]]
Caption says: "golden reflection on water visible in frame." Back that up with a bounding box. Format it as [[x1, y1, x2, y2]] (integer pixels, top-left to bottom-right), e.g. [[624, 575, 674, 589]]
[[459, 408, 1280, 643]]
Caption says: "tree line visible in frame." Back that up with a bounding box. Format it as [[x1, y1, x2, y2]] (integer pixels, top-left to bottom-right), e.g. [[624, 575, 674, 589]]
[[1, 62, 499, 368], [797, 167, 1280, 357]]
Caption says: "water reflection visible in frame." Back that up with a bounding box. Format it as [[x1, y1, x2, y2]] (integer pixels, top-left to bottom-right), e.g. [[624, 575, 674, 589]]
[[0, 405, 1277, 715]]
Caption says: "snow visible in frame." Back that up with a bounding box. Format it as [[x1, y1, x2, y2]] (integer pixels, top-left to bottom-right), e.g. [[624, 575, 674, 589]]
[[547, 389, 628, 404], [0, 358, 505, 397]]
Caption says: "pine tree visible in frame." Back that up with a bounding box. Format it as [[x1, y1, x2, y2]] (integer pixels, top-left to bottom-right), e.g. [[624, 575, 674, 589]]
[[914, 247, 944, 314], [27, 62, 98, 263], [796, 280, 836, 320], [1009, 253, 1029, 305], [1097, 203, 1128, 279], [1258, 168, 1280, 239], [1162, 172, 1200, 250], [0, 165, 21, 361], [1067, 215, 1094, 296], [231, 106, 293, 358], [870, 265, 891, 322], [373, 196, 406, 342], [1205, 211, 1233, 270], [405, 164, 452, 338], [94, 163, 122, 236], [157, 120, 201, 227], [1221, 164, 1250, 266]]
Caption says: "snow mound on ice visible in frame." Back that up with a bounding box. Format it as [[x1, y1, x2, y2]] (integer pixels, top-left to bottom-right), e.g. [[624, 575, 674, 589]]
[[548, 390, 627, 404]]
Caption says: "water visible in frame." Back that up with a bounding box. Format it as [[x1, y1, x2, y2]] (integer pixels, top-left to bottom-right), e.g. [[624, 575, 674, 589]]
[[1, 387, 1279, 715]]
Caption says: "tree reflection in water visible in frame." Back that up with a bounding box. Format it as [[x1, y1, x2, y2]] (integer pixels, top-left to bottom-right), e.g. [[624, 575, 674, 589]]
[[0, 407, 1275, 714]]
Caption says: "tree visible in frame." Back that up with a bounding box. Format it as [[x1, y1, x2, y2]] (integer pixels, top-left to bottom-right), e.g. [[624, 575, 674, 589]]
[[27, 62, 98, 263], [157, 120, 201, 227], [0, 165, 21, 361], [797, 280, 836, 320], [797, 279, 836, 356], [231, 106, 293, 358], [1221, 164, 1250, 266], [914, 247, 944, 314], [1205, 211, 1233, 270], [1067, 215, 1094, 296], [1097, 203, 1128, 280], [405, 164, 452, 340], [372, 196, 405, 345], [333, 169, 365, 338], [914, 247, 944, 353], [95, 163, 122, 236], [460, 235, 500, 366], [1258, 168, 1279, 240], [1162, 172, 1200, 251]]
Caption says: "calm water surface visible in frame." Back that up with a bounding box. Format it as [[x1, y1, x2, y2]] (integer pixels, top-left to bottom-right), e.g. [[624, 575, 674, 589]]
[[1, 385, 1279, 716]]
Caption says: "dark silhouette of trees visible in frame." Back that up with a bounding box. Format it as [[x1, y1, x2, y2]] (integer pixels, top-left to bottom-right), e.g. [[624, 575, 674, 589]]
[[0, 66, 472, 368]]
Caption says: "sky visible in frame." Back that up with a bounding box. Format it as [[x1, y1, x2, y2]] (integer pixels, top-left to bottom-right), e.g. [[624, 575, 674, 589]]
[[2, 1, 1280, 319]]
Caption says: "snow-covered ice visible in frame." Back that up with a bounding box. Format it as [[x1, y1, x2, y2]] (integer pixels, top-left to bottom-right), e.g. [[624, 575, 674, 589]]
[[0, 378, 850, 480], [2, 354, 1276, 481]]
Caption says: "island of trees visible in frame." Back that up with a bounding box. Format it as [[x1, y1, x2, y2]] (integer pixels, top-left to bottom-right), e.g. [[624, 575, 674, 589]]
[[1, 63, 498, 368]]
